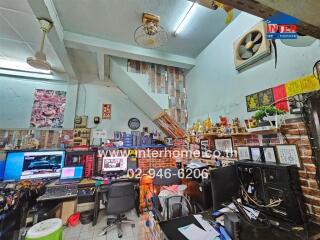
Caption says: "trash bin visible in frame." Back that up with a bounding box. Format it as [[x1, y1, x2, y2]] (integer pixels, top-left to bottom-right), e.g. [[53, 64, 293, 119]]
[[26, 218, 63, 240]]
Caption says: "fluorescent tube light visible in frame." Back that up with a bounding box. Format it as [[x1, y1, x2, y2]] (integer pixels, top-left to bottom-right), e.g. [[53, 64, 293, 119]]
[[174, 2, 198, 36], [0, 58, 51, 74]]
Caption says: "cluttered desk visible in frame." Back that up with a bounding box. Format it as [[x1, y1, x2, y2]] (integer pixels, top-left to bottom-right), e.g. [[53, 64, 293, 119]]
[[0, 148, 140, 238], [158, 163, 320, 240]]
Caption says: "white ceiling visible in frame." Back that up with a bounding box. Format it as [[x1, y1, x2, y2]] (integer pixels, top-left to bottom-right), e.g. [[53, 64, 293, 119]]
[[0, 0, 240, 81], [0, 0, 64, 71], [53, 0, 239, 58]]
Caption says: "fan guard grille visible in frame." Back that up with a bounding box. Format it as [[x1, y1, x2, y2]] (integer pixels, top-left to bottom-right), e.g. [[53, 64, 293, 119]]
[[238, 30, 263, 60], [134, 25, 168, 49]]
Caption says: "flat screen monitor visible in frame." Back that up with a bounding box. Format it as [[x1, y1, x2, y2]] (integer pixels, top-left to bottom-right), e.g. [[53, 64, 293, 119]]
[[102, 156, 127, 172], [4, 150, 65, 181], [60, 166, 83, 180], [210, 165, 240, 211]]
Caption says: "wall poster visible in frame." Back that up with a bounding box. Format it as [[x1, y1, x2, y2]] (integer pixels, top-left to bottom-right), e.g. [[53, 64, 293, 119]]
[[30, 89, 67, 128], [102, 104, 112, 119]]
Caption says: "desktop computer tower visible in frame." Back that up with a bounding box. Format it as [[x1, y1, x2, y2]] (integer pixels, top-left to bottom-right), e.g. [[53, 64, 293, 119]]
[[235, 161, 306, 225]]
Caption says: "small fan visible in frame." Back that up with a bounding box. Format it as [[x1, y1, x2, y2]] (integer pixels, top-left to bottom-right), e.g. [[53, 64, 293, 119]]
[[234, 22, 271, 71], [27, 18, 65, 73], [134, 13, 168, 49]]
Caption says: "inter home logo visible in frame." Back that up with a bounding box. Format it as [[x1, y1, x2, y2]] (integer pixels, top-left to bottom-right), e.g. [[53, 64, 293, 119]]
[[264, 12, 300, 40]]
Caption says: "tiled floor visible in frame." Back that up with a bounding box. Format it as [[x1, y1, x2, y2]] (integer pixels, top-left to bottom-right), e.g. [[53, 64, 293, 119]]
[[63, 210, 144, 240]]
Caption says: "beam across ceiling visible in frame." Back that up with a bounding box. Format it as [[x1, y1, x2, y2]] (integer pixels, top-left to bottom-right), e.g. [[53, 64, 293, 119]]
[[27, 0, 76, 79], [195, 0, 320, 39], [97, 52, 105, 81], [64, 32, 196, 69]]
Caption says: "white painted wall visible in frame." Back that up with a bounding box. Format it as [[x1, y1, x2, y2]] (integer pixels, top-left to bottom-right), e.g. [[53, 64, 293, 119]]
[[76, 81, 161, 139], [127, 72, 168, 110], [0, 75, 77, 129], [0, 75, 160, 138], [186, 12, 320, 125]]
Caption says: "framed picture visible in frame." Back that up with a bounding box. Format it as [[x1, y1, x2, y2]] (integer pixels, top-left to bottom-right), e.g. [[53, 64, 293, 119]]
[[214, 138, 233, 156], [263, 147, 277, 163], [102, 104, 112, 119], [200, 139, 211, 159], [246, 93, 259, 112], [258, 88, 274, 107], [276, 144, 301, 167], [250, 147, 263, 161], [237, 146, 251, 160]]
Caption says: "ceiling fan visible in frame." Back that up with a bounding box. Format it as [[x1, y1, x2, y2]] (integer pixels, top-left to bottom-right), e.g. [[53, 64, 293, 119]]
[[134, 13, 168, 49], [26, 18, 65, 73]]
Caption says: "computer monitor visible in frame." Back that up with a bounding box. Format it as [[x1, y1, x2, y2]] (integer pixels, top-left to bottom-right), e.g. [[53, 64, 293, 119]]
[[102, 156, 127, 172], [210, 165, 240, 211], [60, 166, 83, 180], [4, 150, 65, 181]]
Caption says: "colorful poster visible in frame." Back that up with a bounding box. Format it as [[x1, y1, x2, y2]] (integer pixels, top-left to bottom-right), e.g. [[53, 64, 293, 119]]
[[273, 84, 289, 112], [30, 89, 66, 128], [102, 104, 111, 119], [258, 88, 274, 106], [246, 93, 259, 112]]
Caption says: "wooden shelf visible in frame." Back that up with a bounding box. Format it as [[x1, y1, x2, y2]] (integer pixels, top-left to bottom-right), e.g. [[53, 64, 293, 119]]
[[189, 128, 280, 138]]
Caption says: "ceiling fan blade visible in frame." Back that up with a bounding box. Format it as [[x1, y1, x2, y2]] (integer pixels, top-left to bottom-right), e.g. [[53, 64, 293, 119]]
[[245, 33, 252, 44], [51, 66, 66, 74], [241, 50, 253, 59], [253, 32, 262, 43], [252, 43, 261, 52]]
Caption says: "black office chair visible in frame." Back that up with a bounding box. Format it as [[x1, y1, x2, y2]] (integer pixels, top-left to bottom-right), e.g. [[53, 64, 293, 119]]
[[100, 182, 136, 238]]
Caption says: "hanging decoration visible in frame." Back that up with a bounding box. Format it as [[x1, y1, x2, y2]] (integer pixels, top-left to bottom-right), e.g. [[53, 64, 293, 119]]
[[196, 0, 234, 24]]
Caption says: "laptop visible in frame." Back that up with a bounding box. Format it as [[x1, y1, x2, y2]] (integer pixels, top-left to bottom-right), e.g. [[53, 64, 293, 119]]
[[58, 166, 83, 184]]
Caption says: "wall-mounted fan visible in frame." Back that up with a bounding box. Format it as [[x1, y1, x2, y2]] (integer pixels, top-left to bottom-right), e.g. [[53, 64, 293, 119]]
[[134, 13, 168, 49], [26, 18, 65, 73], [234, 22, 271, 71]]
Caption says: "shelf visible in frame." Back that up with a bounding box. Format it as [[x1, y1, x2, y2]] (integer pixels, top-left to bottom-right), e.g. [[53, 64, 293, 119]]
[[189, 128, 280, 138], [97, 145, 168, 150], [189, 157, 238, 161]]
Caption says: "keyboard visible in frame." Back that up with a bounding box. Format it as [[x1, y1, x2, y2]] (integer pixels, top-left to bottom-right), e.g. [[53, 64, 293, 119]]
[[37, 184, 78, 201]]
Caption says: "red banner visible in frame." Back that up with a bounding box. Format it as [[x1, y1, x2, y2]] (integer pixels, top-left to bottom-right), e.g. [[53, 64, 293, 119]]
[[273, 84, 289, 112]]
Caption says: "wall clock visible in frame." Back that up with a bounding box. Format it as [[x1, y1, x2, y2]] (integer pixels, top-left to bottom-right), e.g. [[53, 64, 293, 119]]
[[128, 118, 140, 130]]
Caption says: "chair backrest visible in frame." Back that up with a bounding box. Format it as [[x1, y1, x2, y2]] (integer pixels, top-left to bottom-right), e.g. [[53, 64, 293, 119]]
[[152, 167, 180, 186], [105, 182, 135, 215], [164, 195, 193, 220]]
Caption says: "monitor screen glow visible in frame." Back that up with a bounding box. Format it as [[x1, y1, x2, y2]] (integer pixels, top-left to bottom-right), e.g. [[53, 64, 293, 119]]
[[102, 156, 127, 172], [4, 150, 64, 181]]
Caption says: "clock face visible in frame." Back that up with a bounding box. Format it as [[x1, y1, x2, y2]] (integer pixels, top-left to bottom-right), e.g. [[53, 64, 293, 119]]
[[128, 118, 140, 130]]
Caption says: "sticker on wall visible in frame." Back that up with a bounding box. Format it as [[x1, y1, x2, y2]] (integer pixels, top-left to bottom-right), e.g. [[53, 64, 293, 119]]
[[102, 104, 111, 119], [258, 88, 274, 106], [246, 93, 259, 112], [30, 89, 67, 128]]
